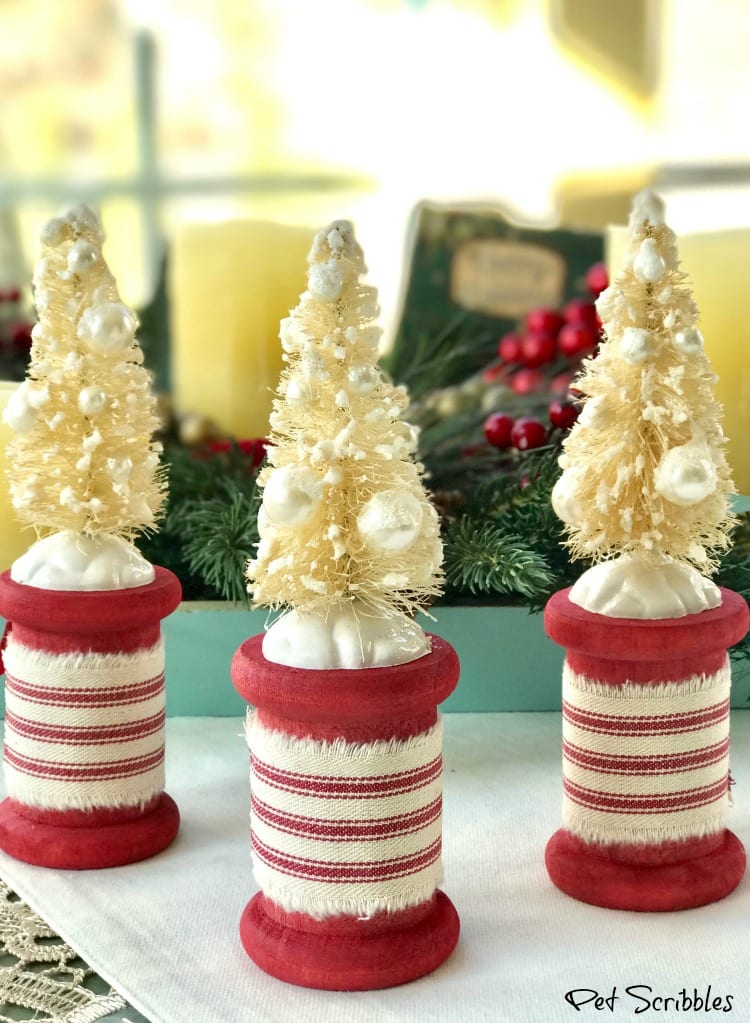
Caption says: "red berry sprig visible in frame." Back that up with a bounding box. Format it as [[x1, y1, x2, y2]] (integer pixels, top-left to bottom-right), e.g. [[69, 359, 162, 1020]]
[[585, 261, 608, 298], [548, 398, 579, 430], [475, 260, 605, 468], [510, 417, 547, 451], [483, 412, 515, 448]]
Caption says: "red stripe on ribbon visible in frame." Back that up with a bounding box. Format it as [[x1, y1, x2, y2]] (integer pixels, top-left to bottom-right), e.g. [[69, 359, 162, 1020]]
[[251, 753, 442, 800], [562, 698, 728, 736], [5, 709, 165, 746], [563, 776, 729, 815], [5, 672, 164, 708], [251, 793, 442, 841], [3, 745, 164, 782], [562, 738, 729, 776], [251, 832, 442, 883]]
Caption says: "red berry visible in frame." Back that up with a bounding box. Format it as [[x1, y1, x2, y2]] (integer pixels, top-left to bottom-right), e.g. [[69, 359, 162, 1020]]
[[7, 320, 33, 350], [498, 331, 522, 363], [525, 308, 563, 334], [482, 362, 507, 383], [585, 261, 609, 298], [551, 371, 575, 394], [510, 368, 543, 395], [563, 298, 598, 327], [238, 438, 270, 467], [558, 322, 597, 358], [548, 399, 580, 429], [206, 440, 232, 454], [520, 330, 557, 369], [461, 444, 484, 458], [483, 412, 515, 448], [0, 286, 21, 303], [510, 417, 547, 450]]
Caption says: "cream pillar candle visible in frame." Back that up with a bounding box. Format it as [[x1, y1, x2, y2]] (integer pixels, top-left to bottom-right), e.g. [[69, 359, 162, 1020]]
[[606, 224, 750, 494], [676, 230, 750, 496], [170, 221, 313, 441], [0, 381, 31, 572]]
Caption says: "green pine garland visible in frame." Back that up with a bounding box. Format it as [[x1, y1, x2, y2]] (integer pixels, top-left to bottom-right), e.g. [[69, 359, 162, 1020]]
[[443, 519, 555, 600], [137, 442, 261, 604], [144, 327, 750, 667]]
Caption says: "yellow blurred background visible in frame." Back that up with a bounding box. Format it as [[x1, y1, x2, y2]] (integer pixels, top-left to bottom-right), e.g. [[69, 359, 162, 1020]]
[[1, 0, 749, 496], [3, 1, 750, 306]]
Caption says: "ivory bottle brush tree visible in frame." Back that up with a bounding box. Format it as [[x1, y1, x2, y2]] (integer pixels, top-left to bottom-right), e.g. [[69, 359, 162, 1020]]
[[4, 204, 165, 587], [0, 205, 181, 870], [552, 189, 735, 617], [543, 190, 749, 912], [248, 219, 443, 667], [232, 221, 460, 990]]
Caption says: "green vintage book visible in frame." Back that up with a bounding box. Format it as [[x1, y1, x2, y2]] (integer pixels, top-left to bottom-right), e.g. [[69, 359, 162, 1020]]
[[385, 201, 603, 397]]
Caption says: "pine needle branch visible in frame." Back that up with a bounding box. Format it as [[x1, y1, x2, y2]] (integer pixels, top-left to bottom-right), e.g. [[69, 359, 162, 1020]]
[[716, 512, 750, 661], [178, 478, 261, 604], [443, 517, 556, 600]]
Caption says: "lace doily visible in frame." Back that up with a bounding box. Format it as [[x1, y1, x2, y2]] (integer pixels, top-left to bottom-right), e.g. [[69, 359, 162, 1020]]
[[0, 879, 131, 1023]]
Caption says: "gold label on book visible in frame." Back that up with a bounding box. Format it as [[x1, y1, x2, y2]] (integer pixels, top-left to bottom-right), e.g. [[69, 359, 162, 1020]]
[[450, 239, 566, 318]]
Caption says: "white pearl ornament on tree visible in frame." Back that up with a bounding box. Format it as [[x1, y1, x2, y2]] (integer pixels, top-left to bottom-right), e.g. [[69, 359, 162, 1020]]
[[620, 327, 656, 364], [632, 238, 666, 282], [77, 386, 107, 416], [357, 491, 424, 552], [653, 441, 718, 506], [551, 470, 583, 527], [77, 302, 137, 352], [262, 465, 324, 527], [675, 326, 704, 355]]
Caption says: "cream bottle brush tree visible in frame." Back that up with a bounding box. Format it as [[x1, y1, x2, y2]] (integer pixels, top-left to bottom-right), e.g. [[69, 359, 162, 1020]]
[[552, 189, 735, 618], [3, 204, 165, 589], [248, 220, 443, 669]]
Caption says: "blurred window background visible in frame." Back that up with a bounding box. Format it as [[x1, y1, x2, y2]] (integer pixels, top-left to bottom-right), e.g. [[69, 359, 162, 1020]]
[[2, 0, 749, 322]]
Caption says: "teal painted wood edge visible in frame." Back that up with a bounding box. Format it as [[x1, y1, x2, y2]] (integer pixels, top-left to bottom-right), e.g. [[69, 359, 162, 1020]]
[[158, 604, 570, 716], [1, 602, 749, 715]]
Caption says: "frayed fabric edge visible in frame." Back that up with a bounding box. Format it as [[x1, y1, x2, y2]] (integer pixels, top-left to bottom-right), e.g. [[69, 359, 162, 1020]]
[[246, 710, 442, 761], [3, 636, 165, 675], [566, 814, 726, 848], [252, 871, 441, 921], [3, 779, 165, 813], [563, 658, 730, 699]]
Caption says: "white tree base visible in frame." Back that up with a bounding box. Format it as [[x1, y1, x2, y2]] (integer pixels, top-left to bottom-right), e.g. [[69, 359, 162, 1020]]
[[11, 531, 154, 591], [262, 601, 430, 669], [569, 554, 721, 619]]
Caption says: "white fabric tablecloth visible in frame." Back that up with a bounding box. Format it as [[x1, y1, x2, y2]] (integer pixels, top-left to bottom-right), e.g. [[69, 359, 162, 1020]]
[[1, 713, 749, 1023]]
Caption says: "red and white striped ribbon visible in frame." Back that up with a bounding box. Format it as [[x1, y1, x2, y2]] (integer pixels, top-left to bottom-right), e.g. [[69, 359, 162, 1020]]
[[3, 636, 166, 811], [562, 658, 732, 846], [246, 713, 444, 919]]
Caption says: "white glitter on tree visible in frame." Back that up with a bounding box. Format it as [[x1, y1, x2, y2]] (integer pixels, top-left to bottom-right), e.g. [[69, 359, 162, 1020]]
[[248, 221, 443, 665], [3, 205, 165, 587], [553, 190, 735, 618]]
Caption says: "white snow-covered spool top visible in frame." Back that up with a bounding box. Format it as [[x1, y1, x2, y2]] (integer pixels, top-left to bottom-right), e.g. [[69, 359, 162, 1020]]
[[11, 531, 155, 590], [262, 601, 430, 669], [653, 441, 718, 507], [569, 554, 721, 619]]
